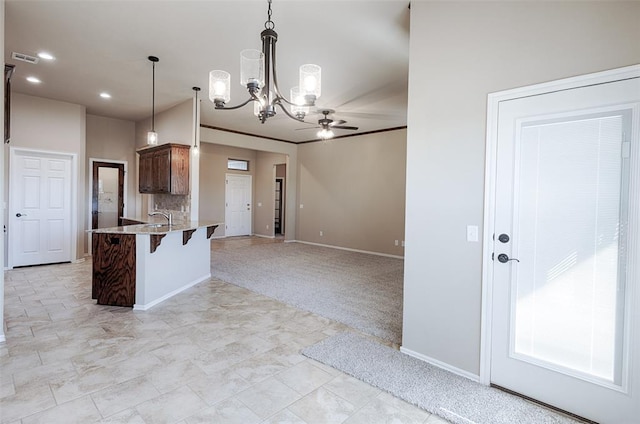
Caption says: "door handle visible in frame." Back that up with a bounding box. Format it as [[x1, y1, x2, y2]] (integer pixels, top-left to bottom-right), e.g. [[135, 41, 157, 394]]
[[497, 253, 519, 263], [16, 213, 27, 217]]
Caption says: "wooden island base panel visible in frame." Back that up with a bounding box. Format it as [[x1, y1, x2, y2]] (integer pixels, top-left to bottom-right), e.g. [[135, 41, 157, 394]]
[[91, 221, 221, 310]]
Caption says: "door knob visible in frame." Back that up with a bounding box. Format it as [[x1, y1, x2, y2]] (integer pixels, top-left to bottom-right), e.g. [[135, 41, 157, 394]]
[[498, 233, 510, 243], [16, 213, 27, 217], [497, 253, 519, 263]]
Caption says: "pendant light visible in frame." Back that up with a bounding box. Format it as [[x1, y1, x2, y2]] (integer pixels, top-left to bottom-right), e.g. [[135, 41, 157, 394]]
[[192, 86, 200, 155], [147, 56, 159, 145]]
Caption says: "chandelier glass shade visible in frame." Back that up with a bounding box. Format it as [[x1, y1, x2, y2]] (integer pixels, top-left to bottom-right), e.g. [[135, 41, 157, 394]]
[[209, 0, 320, 124], [290, 86, 309, 119]]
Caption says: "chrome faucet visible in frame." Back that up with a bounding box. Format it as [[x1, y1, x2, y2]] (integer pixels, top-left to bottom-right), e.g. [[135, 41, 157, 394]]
[[148, 211, 172, 226]]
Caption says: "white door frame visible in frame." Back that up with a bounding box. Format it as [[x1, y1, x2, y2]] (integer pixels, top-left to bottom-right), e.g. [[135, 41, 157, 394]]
[[480, 64, 640, 385], [8, 147, 78, 269], [88, 158, 128, 255], [225, 173, 252, 237]]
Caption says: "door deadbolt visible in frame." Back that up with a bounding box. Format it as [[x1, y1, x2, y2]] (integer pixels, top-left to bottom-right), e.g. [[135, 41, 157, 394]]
[[497, 253, 519, 263], [498, 234, 510, 243]]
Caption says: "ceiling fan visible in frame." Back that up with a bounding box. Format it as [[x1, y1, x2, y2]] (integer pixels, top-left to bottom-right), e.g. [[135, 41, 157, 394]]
[[298, 109, 359, 140]]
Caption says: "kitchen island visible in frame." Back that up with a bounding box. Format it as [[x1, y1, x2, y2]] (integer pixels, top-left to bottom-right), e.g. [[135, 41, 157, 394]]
[[90, 221, 221, 310]]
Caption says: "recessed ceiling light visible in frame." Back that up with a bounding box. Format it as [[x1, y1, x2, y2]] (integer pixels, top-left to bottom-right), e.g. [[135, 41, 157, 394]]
[[26, 76, 41, 84], [100, 92, 111, 99], [37, 52, 55, 60]]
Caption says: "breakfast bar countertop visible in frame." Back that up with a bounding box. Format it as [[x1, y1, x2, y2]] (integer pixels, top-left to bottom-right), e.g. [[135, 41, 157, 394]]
[[90, 221, 223, 235]]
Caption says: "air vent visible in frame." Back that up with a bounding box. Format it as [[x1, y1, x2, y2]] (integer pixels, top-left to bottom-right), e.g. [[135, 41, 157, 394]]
[[11, 52, 39, 64]]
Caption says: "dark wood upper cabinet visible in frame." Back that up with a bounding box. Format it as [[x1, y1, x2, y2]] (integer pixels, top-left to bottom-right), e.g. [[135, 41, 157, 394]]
[[138, 143, 190, 195]]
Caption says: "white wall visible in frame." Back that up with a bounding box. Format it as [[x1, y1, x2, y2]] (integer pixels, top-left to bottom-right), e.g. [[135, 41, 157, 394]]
[[86, 114, 136, 251], [198, 143, 257, 237], [297, 130, 406, 256], [254, 151, 287, 237], [403, 1, 640, 376], [135, 99, 196, 220], [200, 127, 299, 241], [10, 93, 86, 261]]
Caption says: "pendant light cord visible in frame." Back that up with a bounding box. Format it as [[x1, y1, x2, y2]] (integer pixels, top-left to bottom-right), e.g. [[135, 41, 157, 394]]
[[192, 86, 201, 148], [151, 60, 155, 131]]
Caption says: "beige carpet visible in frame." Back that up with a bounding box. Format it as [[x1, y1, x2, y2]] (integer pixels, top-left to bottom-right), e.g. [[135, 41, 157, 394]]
[[303, 332, 581, 424], [210, 242, 404, 343]]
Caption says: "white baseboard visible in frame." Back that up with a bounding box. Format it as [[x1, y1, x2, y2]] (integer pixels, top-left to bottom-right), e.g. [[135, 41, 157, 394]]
[[133, 273, 211, 311], [252, 233, 275, 239], [72, 257, 86, 264], [0, 333, 5, 343], [295, 240, 404, 259], [400, 346, 480, 383]]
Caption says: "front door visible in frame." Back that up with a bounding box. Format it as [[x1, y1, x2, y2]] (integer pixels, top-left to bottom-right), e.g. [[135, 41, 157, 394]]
[[490, 76, 640, 423], [225, 174, 251, 237], [10, 149, 73, 267]]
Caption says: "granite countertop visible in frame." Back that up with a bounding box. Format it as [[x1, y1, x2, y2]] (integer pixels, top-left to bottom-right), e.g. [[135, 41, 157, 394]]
[[89, 221, 223, 235]]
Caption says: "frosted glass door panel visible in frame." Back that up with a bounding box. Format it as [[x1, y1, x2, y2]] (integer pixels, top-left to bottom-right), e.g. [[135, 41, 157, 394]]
[[513, 114, 626, 384], [97, 167, 119, 228]]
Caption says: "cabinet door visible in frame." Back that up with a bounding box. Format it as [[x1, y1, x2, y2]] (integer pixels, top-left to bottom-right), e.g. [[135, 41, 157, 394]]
[[92, 233, 136, 307], [170, 146, 190, 195], [138, 144, 190, 194], [152, 150, 171, 193], [139, 153, 153, 193]]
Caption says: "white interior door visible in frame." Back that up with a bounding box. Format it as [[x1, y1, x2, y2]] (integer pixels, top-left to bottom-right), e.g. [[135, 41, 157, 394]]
[[11, 150, 73, 267], [490, 76, 640, 423], [225, 174, 252, 237]]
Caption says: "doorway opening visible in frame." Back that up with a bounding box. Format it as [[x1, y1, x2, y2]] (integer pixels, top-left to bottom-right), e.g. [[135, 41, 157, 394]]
[[91, 161, 125, 229], [274, 163, 286, 237]]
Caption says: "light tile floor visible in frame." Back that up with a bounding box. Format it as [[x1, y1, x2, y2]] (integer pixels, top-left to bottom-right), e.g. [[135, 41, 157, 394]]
[[1, 237, 451, 424]]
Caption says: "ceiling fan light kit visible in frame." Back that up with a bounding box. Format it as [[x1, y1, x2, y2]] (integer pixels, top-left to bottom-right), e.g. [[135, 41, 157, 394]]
[[311, 109, 359, 140], [209, 0, 321, 124]]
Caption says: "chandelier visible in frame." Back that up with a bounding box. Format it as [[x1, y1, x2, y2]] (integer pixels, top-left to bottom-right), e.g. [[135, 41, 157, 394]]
[[209, 0, 321, 124]]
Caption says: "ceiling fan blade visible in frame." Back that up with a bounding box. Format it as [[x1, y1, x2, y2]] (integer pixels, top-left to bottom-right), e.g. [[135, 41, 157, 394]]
[[329, 120, 347, 126], [332, 125, 359, 131], [335, 111, 403, 120], [294, 126, 321, 131]]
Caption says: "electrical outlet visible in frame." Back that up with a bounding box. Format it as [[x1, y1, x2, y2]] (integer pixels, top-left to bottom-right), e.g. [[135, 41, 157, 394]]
[[266, 225, 269, 230], [258, 202, 262, 207], [319, 231, 323, 236], [401, 241, 405, 247], [300, 204, 304, 209], [395, 240, 399, 246]]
